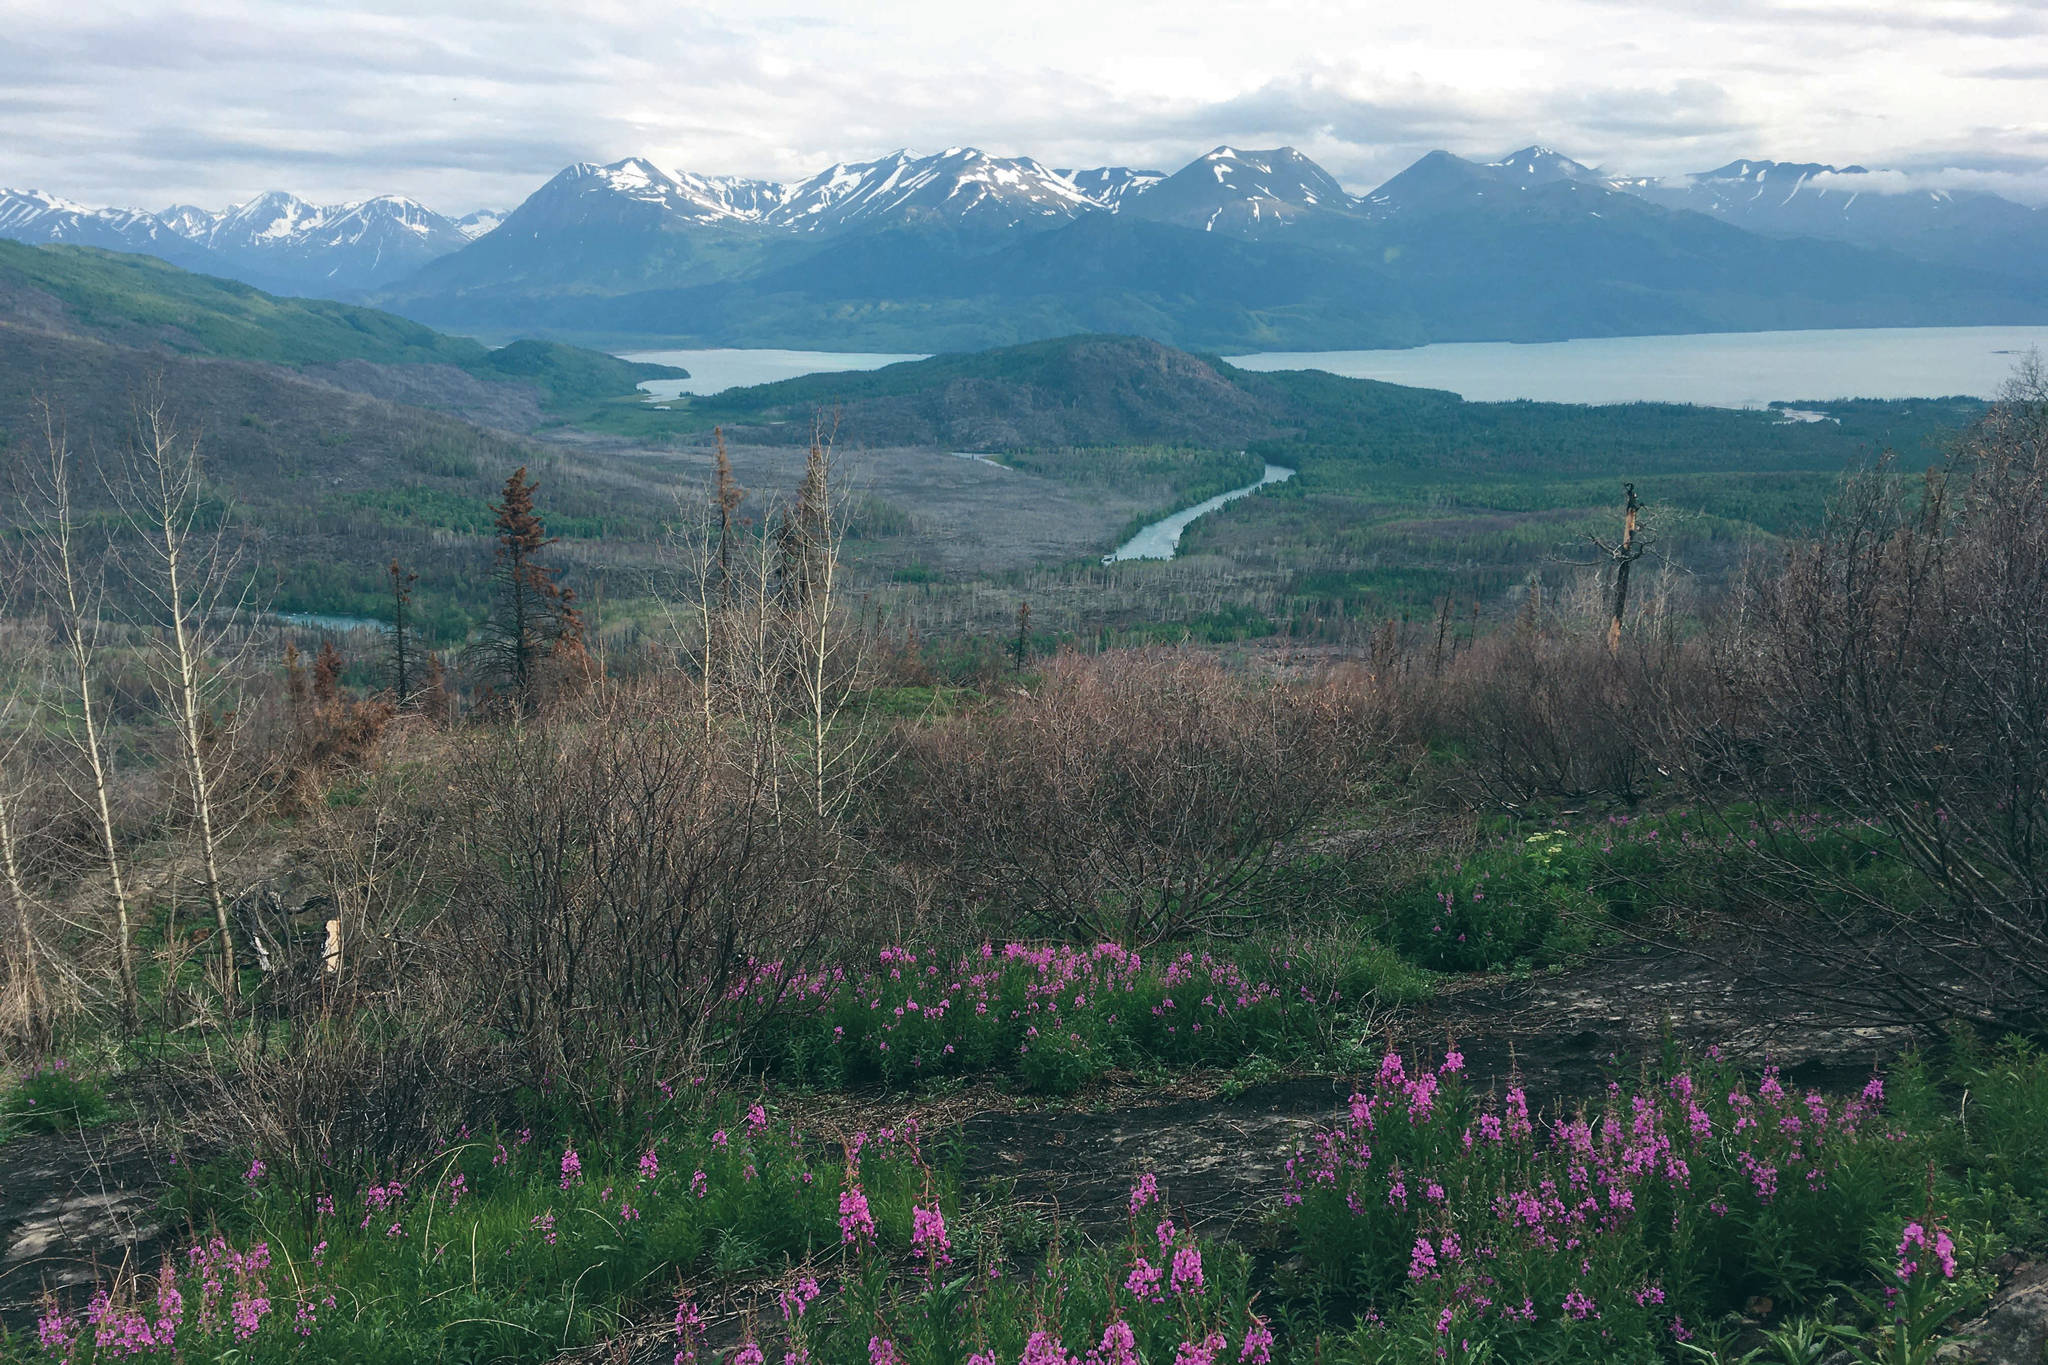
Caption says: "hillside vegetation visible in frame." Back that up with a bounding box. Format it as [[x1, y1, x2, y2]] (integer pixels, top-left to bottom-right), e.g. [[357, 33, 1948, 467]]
[[1, 362, 2045, 1365], [0, 241, 683, 410], [0, 247, 1993, 644]]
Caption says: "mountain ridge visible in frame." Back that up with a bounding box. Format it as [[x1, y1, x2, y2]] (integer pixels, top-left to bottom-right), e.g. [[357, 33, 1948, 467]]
[[9, 141, 2045, 347]]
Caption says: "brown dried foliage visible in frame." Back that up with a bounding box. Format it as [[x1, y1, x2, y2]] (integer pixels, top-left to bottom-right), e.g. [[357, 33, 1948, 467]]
[[887, 649, 1392, 945]]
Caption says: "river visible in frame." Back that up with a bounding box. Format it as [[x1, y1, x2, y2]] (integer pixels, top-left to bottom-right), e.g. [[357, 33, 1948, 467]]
[[276, 611, 385, 633], [1106, 464, 1295, 563]]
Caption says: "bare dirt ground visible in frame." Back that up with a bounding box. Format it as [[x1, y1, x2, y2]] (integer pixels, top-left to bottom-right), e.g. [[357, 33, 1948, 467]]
[[0, 1122, 173, 1323], [949, 938, 1919, 1250]]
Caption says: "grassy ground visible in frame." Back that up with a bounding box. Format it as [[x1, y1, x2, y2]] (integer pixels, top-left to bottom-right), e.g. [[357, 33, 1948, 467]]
[[5, 807, 2043, 1364]]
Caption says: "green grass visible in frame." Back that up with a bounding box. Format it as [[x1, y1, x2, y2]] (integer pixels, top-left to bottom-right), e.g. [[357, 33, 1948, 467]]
[[1367, 808, 1929, 973], [1, 1061, 113, 1138]]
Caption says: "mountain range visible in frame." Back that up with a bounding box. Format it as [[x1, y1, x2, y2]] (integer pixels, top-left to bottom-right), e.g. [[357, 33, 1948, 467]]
[[0, 188, 486, 294], [5, 143, 2044, 349]]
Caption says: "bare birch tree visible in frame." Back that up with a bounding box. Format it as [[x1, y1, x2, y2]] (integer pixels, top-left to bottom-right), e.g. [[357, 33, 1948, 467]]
[[779, 429, 878, 823], [662, 421, 882, 825], [23, 402, 142, 1030], [120, 398, 256, 1005], [0, 592, 52, 1050]]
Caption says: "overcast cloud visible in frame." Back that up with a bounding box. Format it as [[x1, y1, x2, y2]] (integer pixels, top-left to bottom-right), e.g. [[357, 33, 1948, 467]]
[[2, 0, 2044, 213]]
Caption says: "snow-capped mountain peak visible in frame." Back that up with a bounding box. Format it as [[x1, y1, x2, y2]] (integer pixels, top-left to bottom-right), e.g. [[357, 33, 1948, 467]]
[[1189, 146, 1348, 205], [0, 187, 181, 247], [765, 147, 1097, 232], [211, 190, 323, 245], [547, 157, 790, 226], [1121, 145, 1356, 234], [1488, 145, 1599, 185], [0, 184, 470, 292], [1059, 166, 1166, 210], [455, 209, 505, 239], [156, 204, 219, 239]]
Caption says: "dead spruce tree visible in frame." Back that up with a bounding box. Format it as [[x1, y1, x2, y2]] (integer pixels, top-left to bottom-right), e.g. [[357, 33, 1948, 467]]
[[23, 402, 142, 1029], [472, 466, 584, 713], [120, 398, 256, 1005], [387, 560, 419, 708], [1564, 483, 1659, 656]]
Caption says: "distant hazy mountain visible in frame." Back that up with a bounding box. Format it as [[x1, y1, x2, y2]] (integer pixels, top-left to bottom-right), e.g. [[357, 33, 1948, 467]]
[[455, 209, 506, 239], [1117, 146, 1358, 235], [13, 140, 2047, 345], [1610, 158, 2048, 281], [0, 188, 209, 261], [0, 186, 471, 293]]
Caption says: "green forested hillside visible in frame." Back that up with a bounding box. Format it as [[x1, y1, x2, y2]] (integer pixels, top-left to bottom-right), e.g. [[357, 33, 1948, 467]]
[[681, 334, 1286, 448], [0, 324, 684, 641], [0, 241, 683, 409]]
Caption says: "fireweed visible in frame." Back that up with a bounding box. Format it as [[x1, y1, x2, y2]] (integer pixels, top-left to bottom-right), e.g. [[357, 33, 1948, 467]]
[[697, 1174, 1270, 1365], [739, 941, 1414, 1093], [29, 1238, 331, 1363], [19, 1098, 946, 1365], [1284, 1048, 1958, 1361]]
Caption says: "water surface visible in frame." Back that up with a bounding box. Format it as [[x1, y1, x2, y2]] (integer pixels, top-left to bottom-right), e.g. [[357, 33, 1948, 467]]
[[1108, 465, 1295, 563], [620, 347, 927, 400], [276, 611, 385, 634], [1224, 326, 2048, 406]]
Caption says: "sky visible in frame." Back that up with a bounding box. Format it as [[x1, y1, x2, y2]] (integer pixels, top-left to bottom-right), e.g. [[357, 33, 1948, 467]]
[[3, 0, 2045, 214]]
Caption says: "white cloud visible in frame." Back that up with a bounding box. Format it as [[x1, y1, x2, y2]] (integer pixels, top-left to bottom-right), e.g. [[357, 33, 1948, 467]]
[[0, 0, 2042, 212], [1804, 166, 2048, 203]]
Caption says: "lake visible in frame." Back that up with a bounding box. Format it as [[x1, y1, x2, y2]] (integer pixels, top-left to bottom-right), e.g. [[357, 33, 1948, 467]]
[[619, 328, 2048, 406], [1223, 326, 2048, 406], [620, 347, 926, 400]]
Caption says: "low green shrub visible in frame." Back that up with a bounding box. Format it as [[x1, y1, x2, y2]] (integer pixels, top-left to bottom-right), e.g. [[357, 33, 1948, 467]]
[[2, 1061, 112, 1136]]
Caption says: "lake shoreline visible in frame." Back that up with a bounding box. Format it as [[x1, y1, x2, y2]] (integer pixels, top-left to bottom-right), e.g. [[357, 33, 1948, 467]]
[[620, 326, 2048, 407]]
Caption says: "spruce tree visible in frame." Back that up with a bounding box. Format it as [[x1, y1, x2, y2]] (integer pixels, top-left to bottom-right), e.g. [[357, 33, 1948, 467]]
[[388, 560, 418, 707], [477, 466, 576, 711]]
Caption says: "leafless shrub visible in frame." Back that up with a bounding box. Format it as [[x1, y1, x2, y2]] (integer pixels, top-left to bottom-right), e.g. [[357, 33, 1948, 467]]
[[1699, 356, 2048, 1031], [440, 683, 843, 1103], [264, 641, 397, 813], [889, 649, 1389, 945], [1426, 577, 1713, 808], [164, 1004, 516, 1181]]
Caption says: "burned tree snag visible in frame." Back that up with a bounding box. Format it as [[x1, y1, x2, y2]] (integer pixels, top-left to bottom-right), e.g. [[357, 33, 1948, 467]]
[[1607, 483, 1642, 655]]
